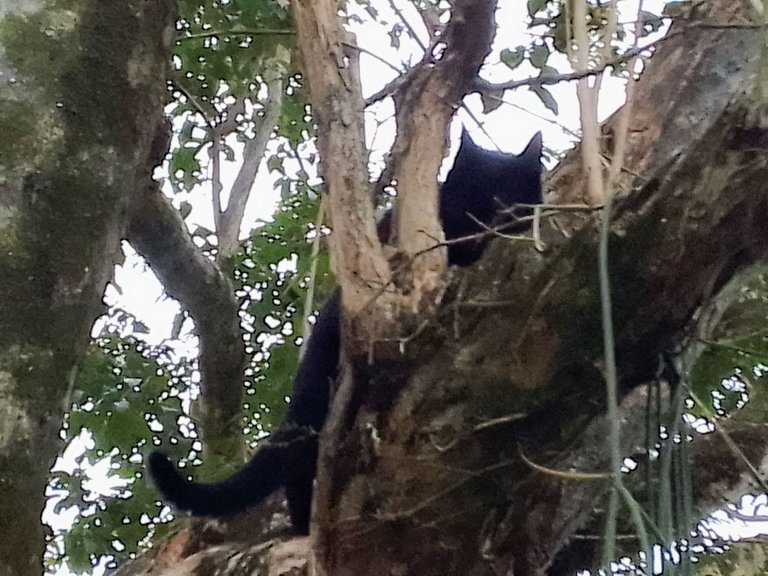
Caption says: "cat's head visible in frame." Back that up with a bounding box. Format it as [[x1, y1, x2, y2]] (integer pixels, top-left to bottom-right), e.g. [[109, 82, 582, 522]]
[[450, 129, 543, 207]]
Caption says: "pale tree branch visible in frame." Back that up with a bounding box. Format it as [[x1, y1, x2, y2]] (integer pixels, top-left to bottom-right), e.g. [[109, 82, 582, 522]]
[[217, 77, 284, 261], [299, 196, 326, 360], [291, 0, 390, 324], [572, 0, 604, 205], [607, 0, 644, 191], [386, 0, 498, 279], [210, 136, 224, 232]]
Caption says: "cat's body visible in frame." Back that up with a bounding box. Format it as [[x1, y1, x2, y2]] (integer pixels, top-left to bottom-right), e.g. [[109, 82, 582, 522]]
[[148, 129, 543, 534]]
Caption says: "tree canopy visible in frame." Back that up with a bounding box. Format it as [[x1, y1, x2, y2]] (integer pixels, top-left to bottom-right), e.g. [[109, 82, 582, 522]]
[[1, 1, 768, 575]]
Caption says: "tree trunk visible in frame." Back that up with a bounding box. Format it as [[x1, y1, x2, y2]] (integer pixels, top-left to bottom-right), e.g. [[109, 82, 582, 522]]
[[0, 3, 173, 574]]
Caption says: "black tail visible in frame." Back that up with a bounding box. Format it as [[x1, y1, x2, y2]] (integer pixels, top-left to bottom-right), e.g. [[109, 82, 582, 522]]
[[148, 443, 284, 517]]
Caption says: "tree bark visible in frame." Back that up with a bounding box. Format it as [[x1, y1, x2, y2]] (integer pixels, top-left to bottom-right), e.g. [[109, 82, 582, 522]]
[[129, 184, 248, 461], [0, 2, 173, 574], [317, 4, 768, 574]]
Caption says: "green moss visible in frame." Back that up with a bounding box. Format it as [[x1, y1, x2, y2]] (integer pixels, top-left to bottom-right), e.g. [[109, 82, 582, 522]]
[[0, 6, 77, 96], [542, 206, 668, 363]]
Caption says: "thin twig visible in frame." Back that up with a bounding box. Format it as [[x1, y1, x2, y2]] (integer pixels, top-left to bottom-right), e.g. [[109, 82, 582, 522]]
[[170, 79, 212, 124], [387, 0, 427, 52], [177, 29, 294, 42], [210, 138, 223, 235], [599, 179, 620, 564], [518, 446, 610, 480], [477, 21, 767, 96], [299, 197, 326, 360], [342, 41, 408, 77]]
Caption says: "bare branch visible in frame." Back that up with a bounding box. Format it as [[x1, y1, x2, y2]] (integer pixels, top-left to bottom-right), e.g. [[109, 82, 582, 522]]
[[217, 78, 284, 260], [291, 0, 390, 320], [572, 0, 604, 204], [386, 0, 498, 279]]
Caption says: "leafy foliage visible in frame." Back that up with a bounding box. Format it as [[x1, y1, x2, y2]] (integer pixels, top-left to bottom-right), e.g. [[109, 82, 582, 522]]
[[509, 0, 664, 115], [49, 0, 325, 571], [48, 337, 193, 573], [50, 178, 333, 572], [174, 0, 294, 107], [167, 0, 310, 193], [233, 184, 335, 441]]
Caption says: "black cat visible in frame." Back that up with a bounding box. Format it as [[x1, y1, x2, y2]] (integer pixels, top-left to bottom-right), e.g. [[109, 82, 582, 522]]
[[148, 129, 543, 534]]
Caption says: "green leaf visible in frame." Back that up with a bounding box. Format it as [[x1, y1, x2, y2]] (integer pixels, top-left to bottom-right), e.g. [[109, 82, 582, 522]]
[[639, 10, 664, 36], [169, 145, 203, 191], [530, 84, 559, 115], [479, 88, 505, 114], [267, 154, 286, 175], [538, 65, 559, 79], [662, 1, 692, 18], [529, 43, 550, 69], [499, 46, 525, 71], [689, 267, 768, 416], [527, 0, 549, 18], [388, 24, 402, 50], [56, 336, 193, 573]]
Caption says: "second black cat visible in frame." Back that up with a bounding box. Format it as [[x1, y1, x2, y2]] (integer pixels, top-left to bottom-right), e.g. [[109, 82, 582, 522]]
[[148, 129, 543, 534]]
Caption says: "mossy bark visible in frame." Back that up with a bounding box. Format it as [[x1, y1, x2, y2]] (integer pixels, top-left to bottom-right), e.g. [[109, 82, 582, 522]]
[[0, 2, 173, 574]]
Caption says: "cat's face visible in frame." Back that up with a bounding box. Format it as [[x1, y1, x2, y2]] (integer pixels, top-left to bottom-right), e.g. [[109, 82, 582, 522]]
[[448, 129, 543, 208]]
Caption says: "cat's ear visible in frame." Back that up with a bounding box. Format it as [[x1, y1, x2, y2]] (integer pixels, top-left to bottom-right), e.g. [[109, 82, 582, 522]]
[[519, 131, 543, 169], [452, 129, 482, 172]]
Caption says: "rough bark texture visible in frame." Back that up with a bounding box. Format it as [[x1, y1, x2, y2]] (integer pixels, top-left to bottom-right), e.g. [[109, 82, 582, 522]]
[[314, 3, 768, 574], [290, 1, 499, 570], [549, 1, 760, 203], [115, 1, 768, 575], [388, 0, 498, 294], [0, 2, 173, 574], [320, 1, 768, 574], [290, 0, 390, 324]]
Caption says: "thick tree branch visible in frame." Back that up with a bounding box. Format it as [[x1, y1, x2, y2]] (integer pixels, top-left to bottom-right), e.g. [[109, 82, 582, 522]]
[[386, 0, 498, 289], [324, 96, 768, 576], [128, 183, 247, 460], [291, 0, 390, 326], [322, 2, 768, 573], [116, 2, 768, 576]]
